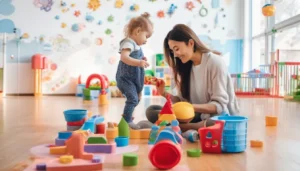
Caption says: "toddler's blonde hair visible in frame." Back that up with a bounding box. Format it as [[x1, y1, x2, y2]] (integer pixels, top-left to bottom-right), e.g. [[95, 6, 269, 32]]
[[124, 12, 153, 37]]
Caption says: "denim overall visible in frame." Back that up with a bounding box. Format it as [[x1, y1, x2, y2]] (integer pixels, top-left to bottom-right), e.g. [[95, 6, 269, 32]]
[[116, 39, 145, 123]]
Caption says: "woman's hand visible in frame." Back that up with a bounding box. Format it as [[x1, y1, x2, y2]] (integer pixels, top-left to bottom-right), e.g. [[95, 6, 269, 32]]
[[156, 79, 165, 96]]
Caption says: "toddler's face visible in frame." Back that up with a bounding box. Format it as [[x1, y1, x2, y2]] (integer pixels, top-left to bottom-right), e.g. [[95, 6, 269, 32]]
[[136, 26, 153, 46]]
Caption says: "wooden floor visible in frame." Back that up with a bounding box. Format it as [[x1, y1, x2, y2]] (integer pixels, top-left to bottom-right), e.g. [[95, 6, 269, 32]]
[[1, 96, 300, 171]]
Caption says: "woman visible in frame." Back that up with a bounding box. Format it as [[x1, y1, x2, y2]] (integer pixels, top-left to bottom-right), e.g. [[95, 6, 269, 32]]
[[146, 24, 239, 132]]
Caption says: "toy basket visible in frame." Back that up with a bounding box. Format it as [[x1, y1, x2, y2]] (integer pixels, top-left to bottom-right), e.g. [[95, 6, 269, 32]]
[[212, 115, 248, 153]]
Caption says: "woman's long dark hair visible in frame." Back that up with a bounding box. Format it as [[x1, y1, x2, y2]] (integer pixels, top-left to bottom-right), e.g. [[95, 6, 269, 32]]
[[164, 24, 221, 101]]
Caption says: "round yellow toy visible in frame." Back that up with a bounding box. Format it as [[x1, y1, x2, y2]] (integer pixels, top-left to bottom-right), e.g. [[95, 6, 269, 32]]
[[262, 4, 275, 17], [172, 102, 195, 123]]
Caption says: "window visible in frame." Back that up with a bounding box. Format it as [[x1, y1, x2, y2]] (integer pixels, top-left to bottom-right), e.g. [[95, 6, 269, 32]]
[[275, 24, 300, 50], [275, 24, 300, 62], [252, 0, 267, 36], [252, 37, 266, 68], [275, 0, 300, 24]]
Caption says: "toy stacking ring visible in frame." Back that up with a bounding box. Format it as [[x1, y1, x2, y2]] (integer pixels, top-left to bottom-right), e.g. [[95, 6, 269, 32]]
[[199, 5, 208, 17]]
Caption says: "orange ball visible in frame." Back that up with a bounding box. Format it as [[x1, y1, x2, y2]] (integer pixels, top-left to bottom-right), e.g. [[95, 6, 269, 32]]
[[262, 4, 275, 16]]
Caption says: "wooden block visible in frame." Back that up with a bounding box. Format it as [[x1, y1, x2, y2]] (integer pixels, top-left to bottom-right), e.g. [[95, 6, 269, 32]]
[[250, 140, 263, 147], [50, 146, 67, 155], [130, 129, 140, 139], [106, 127, 118, 139], [265, 116, 278, 126], [130, 129, 151, 139], [140, 129, 151, 139], [84, 142, 116, 153], [59, 155, 73, 164]]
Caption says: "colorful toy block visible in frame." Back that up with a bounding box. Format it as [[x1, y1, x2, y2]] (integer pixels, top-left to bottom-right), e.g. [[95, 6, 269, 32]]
[[92, 156, 101, 163], [123, 153, 138, 166], [83, 88, 91, 96], [265, 116, 278, 126], [55, 138, 66, 146], [67, 119, 86, 126], [148, 125, 159, 145], [115, 136, 129, 147], [118, 117, 129, 137], [36, 163, 46, 170], [63, 109, 87, 122], [87, 136, 107, 144], [155, 130, 178, 144], [81, 115, 104, 133], [106, 127, 118, 139], [67, 125, 81, 131], [50, 146, 67, 155], [58, 131, 72, 139], [65, 133, 93, 160], [129, 129, 151, 139], [250, 140, 263, 147], [199, 120, 224, 153], [96, 123, 105, 134], [33, 158, 103, 171], [148, 140, 181, 170], [187, 148, 201, 157], [59, 155, 73, 164], [84, 142, 116, 153]]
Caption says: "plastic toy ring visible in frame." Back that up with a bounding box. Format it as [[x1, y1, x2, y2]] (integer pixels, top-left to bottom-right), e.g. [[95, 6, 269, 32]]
[[199, 5, 208, 17]]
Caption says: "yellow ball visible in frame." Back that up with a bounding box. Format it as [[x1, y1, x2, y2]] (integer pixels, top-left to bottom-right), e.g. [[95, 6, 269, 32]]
[[262, 4, 275, 16], [172, 102, 195, 123]]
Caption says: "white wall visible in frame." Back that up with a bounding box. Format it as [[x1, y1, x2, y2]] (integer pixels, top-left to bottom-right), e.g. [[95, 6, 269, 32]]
[[0, 0, 244, 94]]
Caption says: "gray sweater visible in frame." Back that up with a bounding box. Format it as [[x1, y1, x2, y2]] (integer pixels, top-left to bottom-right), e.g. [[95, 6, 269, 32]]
[[176, 52, 240, 116]]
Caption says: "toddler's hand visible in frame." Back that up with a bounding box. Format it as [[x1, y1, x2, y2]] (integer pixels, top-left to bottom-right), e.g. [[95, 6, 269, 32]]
[[139, 60, 149, 68], [142, 57, 147, 61]]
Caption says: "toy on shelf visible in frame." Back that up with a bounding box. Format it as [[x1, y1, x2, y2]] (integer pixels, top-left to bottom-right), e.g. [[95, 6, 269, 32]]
[[80, 74, 110, 105], [250, 140, 263, 148], [144, 75, 158, 85], [143, 70, 160, 96], [265, 116, 278, 126], [31, 54, 47, 97], [109, 80, 124, 98], [154, 54, 173, 88], [210, 115, 249, 153]]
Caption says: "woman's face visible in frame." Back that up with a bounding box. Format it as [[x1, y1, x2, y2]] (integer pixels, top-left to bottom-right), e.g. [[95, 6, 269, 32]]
[[168, 39, 194, 63]]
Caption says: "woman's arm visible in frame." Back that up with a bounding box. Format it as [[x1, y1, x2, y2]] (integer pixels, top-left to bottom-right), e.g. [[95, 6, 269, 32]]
[[192, 104, 217, 114], [204, 56, 229, 114]]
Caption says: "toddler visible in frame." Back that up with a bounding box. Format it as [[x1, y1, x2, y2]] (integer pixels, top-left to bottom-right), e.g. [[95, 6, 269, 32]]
[[116, 12, 153, 129]]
